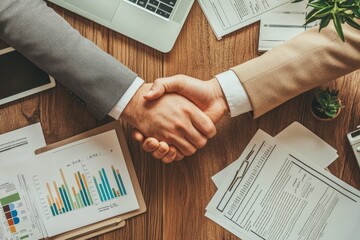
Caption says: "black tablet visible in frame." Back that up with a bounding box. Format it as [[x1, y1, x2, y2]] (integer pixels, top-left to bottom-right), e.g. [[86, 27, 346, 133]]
[[0, 47, 56, 105]]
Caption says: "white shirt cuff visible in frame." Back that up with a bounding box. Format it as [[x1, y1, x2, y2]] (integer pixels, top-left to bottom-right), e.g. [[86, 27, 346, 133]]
[[108, 77, 144, 119], [216, 70, 253, 117]]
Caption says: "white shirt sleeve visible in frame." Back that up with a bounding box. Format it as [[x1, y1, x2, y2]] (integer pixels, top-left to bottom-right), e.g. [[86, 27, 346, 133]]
[[216, 70, 253, 117], [108, 77, 144, 119]]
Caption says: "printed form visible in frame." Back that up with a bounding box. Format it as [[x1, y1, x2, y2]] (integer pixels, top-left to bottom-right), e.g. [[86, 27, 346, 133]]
[[211, 122, 338, 188], [199, 0, 290, 39], [206, 130, 360, 240], [0, 124, 46, 240], [258, 1, 317, 51]]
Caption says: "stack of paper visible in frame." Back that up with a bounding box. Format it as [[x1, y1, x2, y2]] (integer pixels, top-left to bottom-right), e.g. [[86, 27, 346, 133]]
[[198, 0, 291, 40], [198, 1, 319, 51], [258, 1, 318, 51], [0, 124, 141, 239], [206, 122, 360, 239], [212, 122, 338, 188]]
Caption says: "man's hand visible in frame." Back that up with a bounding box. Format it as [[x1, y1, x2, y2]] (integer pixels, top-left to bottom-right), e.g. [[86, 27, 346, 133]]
[[131, 132, 180, 163], [121, 83, 217, 159], [145, 75, 229, 124], [132, 75, 229, 163]]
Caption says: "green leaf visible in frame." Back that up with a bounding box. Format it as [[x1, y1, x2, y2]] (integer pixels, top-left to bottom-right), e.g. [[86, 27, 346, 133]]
[[305, 6, 333, 25], [332, 13, 345, 41], [325, 108, 338, 117], [339, 5, 359, 10], [319, 15, 332, 31], [291, 0, 304, 3], [316, 107, 325, 113], [305, 15, 322, 26], [306, 8, 320, 20], [308, 2, 329, 9], [354, 10, 360, 18], [345, 17, 360, 30]]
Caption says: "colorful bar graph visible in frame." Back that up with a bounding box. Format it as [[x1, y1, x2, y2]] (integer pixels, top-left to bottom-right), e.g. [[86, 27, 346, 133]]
[[45, 169, 93, 217], [0, 192, 21, 234], [93, 166, 127, 202]]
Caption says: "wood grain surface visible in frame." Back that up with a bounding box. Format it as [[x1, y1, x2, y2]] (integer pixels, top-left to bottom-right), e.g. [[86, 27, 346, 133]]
[[0, 2, 359, 240]]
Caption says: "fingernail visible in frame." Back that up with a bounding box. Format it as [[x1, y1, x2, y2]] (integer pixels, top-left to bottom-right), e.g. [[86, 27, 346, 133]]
[[158, 147, 167, 153], [147, 141, 157, 148]]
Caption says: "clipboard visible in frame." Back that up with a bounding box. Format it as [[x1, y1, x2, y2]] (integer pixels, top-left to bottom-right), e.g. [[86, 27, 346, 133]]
[[35, 121, 146, 240]]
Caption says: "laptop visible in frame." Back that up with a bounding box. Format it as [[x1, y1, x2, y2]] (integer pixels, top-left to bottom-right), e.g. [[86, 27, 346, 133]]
[[49, 0, 195, 52]]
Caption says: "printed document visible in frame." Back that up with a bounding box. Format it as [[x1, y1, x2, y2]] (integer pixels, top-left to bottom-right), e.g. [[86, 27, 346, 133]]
[[0, 124, 46, 240], [0, 129, 139, 239], [206, 130, 360, 240], [199, 0, 290, 39], [0, 123, 45, 165], [212, 122, 338, 187], [26, 130, 139, 237], [258, 1, 317, 51]]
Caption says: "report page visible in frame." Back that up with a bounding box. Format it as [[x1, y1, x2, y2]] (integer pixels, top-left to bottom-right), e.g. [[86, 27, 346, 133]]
[[199, 0, 290, 39], [206, 130, 360, 240], [26, 130, 139, 237]]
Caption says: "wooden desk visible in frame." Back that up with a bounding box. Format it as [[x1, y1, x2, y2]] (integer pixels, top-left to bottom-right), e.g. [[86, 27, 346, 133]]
[[0, 2, 359, 239]]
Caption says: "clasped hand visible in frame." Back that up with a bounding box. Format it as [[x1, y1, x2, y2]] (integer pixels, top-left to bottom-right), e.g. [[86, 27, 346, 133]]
[[121, 75, 229, 163]]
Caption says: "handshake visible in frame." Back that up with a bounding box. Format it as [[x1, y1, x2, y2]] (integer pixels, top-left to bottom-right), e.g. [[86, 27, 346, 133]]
[[121, 74, 230, 163], [118, 17, 359, 163]]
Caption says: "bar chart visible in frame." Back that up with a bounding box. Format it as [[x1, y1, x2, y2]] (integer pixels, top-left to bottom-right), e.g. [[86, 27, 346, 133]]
[[45, 169, 94, 217], [26, 130, 140, 237], [93, 166, 127, 202]]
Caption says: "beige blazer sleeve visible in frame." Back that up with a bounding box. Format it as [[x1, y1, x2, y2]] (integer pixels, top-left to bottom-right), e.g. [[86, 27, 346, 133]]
[[231, 22, 360, 118]]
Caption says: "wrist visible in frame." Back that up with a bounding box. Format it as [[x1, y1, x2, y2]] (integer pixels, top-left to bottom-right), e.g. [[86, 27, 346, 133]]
[[209, 78, 230, 117], [121, 83, 151, 125]]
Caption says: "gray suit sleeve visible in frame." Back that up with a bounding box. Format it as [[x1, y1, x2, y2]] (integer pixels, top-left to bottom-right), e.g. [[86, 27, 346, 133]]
[[0, 0, 138, 119]]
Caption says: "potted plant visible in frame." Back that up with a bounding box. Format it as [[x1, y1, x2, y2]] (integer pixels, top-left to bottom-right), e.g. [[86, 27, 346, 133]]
[[311, 88, 344, 120], [294, 0, 360, 41]]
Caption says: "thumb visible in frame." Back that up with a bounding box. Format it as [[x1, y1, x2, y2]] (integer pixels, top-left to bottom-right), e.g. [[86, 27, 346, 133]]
[[143, 79, 167, 101], [144, 75, 186, 101], [132, 128, 145, 143]]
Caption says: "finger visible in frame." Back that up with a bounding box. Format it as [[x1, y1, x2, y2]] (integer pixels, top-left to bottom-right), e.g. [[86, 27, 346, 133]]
[[175, 151, 184, 161], [144, 75, 190, 101], [161, 146, 177, 163], [183, 126, 208, 149], [170, 135, 197, 157], [190, 107, 217, 139], [132, 129, 145, 143], [142, 138, 160, 152], [143, 79, 167, 100], [152, 141, 170, 159]]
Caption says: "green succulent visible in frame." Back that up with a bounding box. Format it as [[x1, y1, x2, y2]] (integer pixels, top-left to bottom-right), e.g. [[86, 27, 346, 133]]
[[293, 0, 360, 41], [313, 88, 344, 119]]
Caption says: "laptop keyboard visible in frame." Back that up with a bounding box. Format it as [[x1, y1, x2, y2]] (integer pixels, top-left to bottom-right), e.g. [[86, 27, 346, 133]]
[[127, 0, 177, 19]]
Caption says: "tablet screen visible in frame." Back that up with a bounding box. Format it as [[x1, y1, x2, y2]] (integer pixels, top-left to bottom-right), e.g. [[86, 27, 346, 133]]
[[0, 50, 52, 100]]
